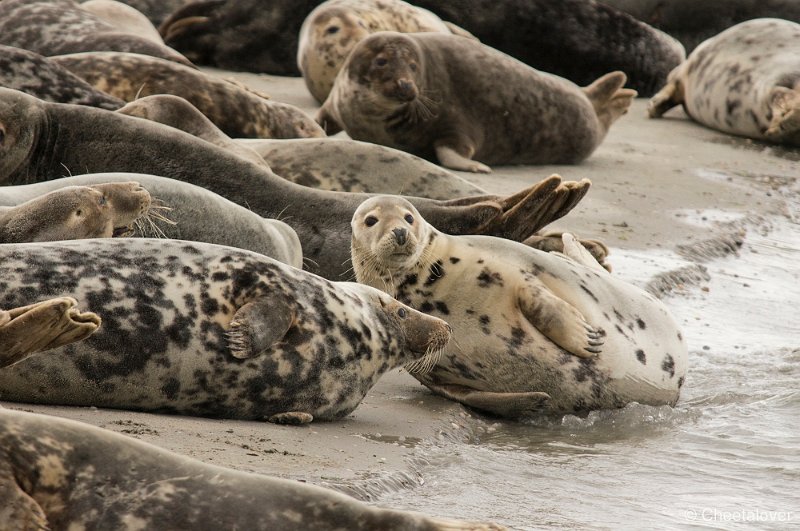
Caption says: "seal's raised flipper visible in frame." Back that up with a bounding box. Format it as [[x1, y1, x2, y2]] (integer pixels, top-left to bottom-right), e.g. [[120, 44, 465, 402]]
[[524, 231, 610, 271], [268, 412, 313, 425], [425, 383, 550, 418], [227, 295, 295, 359], [434, 143, 491, 174], [765, 87, 800, 141], [0, 469, 50, 531], [583, 71, 637, 131], [315, 105, 343, 136], [517, 284, 604, 358], [560, 233, 610, 274], [647, 68, 684, 118], [0, 298, 101, 368]]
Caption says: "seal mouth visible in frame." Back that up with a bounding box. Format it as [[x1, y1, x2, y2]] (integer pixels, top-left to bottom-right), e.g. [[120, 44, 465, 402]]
[[112, 225, 134, 238], [405, 346, 444, 376]]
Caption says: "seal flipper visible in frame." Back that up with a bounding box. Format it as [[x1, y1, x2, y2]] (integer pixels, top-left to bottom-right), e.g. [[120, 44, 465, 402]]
[[434, 143, 491, 174], [227, 295, 295, 359], [424, 383, 550, 418], [268, 412, 313, 425], [517, 284, 604, 358], [442, 21, 478, 41], [0, 465, 51, 531], [559, 233, 610, 275], [647, 70, 684, 118], [523, 231, 610, 271], [765, 87, 800, 141], [315, 105, 343, 135], [583, 71, 637, 132]]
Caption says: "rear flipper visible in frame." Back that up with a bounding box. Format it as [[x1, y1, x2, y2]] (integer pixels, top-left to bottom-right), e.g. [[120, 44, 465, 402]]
[[583, 71, 637, 132], [765, 87, 800, 142], [227, 294, 295, 359], [647, 70, 685, 118], [560, 233, 610, 274], [524, 231, 610, 271], [425, 383, 551, 418], [268, 412, 313, 425]]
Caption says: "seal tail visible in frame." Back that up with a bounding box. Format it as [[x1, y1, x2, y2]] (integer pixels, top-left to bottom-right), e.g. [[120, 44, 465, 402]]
[[583, 71, 638, 133]]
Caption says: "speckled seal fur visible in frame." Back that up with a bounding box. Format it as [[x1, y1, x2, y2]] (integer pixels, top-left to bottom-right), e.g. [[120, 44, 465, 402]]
[[0, 88, 590, 280], [81, 0, 165, 44], [0, 174, 303, 268], [648, 18, 800, 146], [318, 32, 637, 172], [0, 409, 505, 530], [0, 238, 452, 423], [351, 195, 688, 417], [0, 182, 151, 243], [298, 0, 474, 103], [0, 298, 100, 369], [0, 0, 193, 66], [51, 51, 324, 139]]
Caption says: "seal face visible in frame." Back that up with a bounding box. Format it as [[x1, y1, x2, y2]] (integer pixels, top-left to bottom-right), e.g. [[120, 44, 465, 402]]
[[648, 18, 800, 146], [0, 409, 505, 530], [351, 196, 688, 417], [0, 239, 452, 423], [0, 182, 151, 243], [318, 31, 637, 172]]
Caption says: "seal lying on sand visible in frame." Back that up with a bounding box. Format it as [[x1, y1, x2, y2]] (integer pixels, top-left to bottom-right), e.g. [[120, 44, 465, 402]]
[[319, 32, 636, 172], [0, 299, 100, 369], [298, 0, 474, 103], [0, 408, 504, 530], [0, 182, 151, 243], [0, 0, 193, 66], [51, 51, 324, 139], [351, 195, 688, 417], [648, 18, 800, 147], [0, 88, 589, 280], [0, 239, 451, 424]]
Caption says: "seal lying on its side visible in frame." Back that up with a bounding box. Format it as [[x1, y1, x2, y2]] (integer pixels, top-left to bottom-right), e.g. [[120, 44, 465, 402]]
[[81, 0, 165, 44], [648, 18, 800, 147], [319, 32, 636, 172], [0, 409, 505, 530], [0, 239, 452, 423], [0, 298, 100, 369], [351, 196, 688, 417], [0, 182, 151, 243], [51, 51, 324, 139], [0, 174, 303, 268], [0, 88, 590, 280]]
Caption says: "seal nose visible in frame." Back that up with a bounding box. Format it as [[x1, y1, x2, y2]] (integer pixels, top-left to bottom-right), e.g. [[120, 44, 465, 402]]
[[395, 79, 417, 101], [392, 227, 408, 245]]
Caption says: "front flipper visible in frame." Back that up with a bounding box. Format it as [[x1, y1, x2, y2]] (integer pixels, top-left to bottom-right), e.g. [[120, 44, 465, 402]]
[[523, 231, 610, 271], [425, 383, 550, 418], [227, 294, 295, 359], [268, 412, 313, 425], [517, 283, 604, 358], [434, 144, 491, 174], [0, 463, 50, 531], [315, 105, 343, 136]]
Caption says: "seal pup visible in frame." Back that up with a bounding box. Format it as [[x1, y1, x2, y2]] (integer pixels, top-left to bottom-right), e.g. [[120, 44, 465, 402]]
[[318, 32, 637, 172], [0, 45, 123, 110], [51, 51, 324, 139], [0, 298, 100, 369], [0, 409, 504, 530], [80, 0, 165, 43], [0, 0, 193, 66], [0, 88, 590, 280], [298, 0, 475, 103], [350, 195, 688, 417], [0, 182, 151, 243], [0, 238, 452, 424], [648, 18, 800, 147], [1, 174, 304, 268]]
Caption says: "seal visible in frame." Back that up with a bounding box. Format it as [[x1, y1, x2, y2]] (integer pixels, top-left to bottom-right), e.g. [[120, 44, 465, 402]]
[[51, 51, 324, 139], [80, 0, 165, 44], [648, 18, 800, 147], [318, 31, 637, 172], [0, 45, 124, 111], [0, 298, 100, 369], [0, 0, 193, 66], [0, 174, 303, 268], [350, 195, 688, 417], [114, 0, 196, 27], [0, 182, 151, 243], [0, 88, 589, 280], [0, 408, 504, 530], [0, 238, 452, 424], [298, 0, 475, 103]]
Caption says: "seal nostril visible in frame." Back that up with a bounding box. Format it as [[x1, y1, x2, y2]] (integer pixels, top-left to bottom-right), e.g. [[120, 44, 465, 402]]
[[392, 227, 407, 245]]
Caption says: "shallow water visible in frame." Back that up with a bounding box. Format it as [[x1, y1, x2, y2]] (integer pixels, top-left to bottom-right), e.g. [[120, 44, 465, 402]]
[[369, 209, 800, 529]]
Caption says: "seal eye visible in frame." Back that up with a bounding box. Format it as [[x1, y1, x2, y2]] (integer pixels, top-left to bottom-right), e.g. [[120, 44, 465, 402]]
[[365, 215, 378, 227], [409, 63, 417, 72], [397, 307, 407, 318], [326, 25, 339, 35], [75, 209, 83, 217], [0, 128, 5, 145], [374, 57, 388, 67], [404, 214, 414, 224]]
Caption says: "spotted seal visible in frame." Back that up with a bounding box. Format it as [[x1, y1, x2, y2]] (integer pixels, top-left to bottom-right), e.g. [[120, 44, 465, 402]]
[[0, 174, 303, 268], [0, 88, 589, 279], [350, 194, 688, 417], [0, 0, 193, 66], [298, 0, 474, 103], [51, 51, 324, 139], [80, 0, 165, 43], [0, 409, 504, 530], [0, 238, 452, 423], [318, 32, 637, 172], [0, 298, 100, 369], [0, 182, 151, 243], [648, 18, 800, 147]]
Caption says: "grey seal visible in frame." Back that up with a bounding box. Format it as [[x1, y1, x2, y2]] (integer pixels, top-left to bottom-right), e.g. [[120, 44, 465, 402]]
[[81, 0, 165, 43]]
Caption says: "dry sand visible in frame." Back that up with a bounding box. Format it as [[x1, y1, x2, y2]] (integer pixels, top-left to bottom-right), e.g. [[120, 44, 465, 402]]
[[3, 73, 797, 500]]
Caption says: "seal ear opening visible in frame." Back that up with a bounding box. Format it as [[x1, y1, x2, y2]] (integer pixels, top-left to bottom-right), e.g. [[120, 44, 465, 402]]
[[227, 294, 295, 359]]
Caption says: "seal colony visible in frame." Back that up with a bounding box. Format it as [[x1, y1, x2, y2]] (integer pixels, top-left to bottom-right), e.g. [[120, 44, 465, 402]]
[[351, 196, 688, 416], [648, 18, 800, 146], [319, 32, 636, 172], [0, 408, 505, 530]]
